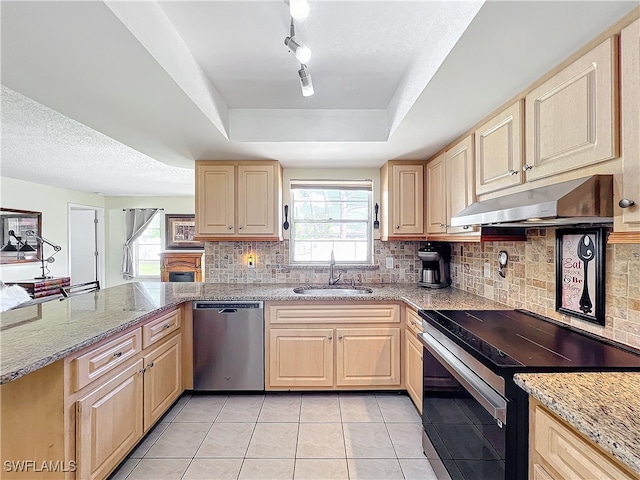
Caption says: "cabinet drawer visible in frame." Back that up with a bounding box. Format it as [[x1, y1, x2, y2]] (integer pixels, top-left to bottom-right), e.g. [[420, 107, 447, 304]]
[[269, 304, 400, 325], [142, 309, 181, 349], [533, 405, 636, 480], [406, 308, 423, 336], [74, 329, 142, 392]]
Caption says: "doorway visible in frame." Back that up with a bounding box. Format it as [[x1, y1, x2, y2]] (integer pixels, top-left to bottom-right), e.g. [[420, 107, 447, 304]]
[[68, 204, 104, 286]]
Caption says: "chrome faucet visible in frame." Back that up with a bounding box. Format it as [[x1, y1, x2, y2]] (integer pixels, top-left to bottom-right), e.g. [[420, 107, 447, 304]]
[[328, 250, 342, 285]]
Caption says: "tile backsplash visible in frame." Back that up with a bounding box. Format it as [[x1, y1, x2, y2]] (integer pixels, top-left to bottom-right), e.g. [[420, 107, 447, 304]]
[[204, 240, 421, 284], [451, 228, 640, 349]]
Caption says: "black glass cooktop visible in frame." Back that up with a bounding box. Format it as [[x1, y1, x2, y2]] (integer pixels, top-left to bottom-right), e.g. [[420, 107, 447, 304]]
[[419, 309, 640, 372]]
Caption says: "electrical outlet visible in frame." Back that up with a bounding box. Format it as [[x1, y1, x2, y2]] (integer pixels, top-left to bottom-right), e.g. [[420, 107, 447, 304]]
[[247, 254, 256, 268], [484, 262, 490, 278], [386, 257, 394, 269]]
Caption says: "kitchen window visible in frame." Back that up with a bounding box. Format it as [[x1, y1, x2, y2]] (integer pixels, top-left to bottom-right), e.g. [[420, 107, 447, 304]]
[[134, 214, 161, 278], [290, 180, 372, 264]]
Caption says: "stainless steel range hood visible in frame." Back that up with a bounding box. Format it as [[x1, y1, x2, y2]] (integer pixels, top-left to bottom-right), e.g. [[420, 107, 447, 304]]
[[450, 175, 613, 227]]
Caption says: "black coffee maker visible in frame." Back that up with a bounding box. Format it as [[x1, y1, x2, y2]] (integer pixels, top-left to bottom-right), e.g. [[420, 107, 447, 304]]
[[418, 242, 451, 289]]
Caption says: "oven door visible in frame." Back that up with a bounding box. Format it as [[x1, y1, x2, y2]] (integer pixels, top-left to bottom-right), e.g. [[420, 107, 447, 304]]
[[419, 328, 508, 480]]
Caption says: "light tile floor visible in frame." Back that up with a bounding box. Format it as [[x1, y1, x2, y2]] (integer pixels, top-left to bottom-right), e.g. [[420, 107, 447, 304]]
[[108, 393, 444, 480]]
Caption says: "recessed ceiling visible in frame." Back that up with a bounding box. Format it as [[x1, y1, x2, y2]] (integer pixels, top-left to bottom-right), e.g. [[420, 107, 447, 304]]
[[1, 0, 637, 196]]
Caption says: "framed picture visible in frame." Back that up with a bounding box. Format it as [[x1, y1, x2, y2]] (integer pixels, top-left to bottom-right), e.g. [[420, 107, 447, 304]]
[[165, 214, 204, 250], [1, 208, 42, 264], [555, 227, 606, 326]]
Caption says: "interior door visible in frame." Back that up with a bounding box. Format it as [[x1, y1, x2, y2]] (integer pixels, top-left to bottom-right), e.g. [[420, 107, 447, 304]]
[[70, 208, 98, 284]]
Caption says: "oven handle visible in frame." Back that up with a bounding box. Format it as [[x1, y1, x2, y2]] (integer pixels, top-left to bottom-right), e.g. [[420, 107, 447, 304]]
[[419, 331, 508, 426]]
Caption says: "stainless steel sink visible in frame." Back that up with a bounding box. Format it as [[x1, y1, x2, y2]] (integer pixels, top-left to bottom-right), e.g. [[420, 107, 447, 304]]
[[293, 286, 374, 295]]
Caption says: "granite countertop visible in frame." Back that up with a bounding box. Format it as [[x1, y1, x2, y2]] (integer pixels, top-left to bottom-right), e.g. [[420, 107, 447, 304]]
[[0, 282, 506, 384], [514, 372, 640, 475]]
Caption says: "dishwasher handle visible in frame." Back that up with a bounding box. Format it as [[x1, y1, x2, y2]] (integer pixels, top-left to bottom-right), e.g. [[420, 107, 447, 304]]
[[218, 308, 237, 314]]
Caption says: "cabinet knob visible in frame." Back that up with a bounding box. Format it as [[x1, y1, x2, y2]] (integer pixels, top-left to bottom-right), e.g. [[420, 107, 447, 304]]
[[139, 368, 146, 374], [147, 362, 154, 368], [327, 336, 332, 340], [228, 225, 233, 229], [463, 225, 470, 230], [113, 352, 123, 358], [338, 335, 343, 340], [522, 164, 533, 171], [508, 169, 518, 176], [619, 198, 635, 209], [164, 323, 172, 329], [395, 225, 400, 229], [239, 226, 243, 229], [439, 223, 445, 228]]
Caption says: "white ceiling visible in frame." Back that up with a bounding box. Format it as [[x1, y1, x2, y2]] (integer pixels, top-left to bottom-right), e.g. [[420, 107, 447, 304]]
[[1, 0, 638, 196]]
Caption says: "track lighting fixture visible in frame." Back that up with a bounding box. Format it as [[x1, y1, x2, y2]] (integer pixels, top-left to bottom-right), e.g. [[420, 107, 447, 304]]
[[298, 65, 314, 97], [284, 19, 311, 64]]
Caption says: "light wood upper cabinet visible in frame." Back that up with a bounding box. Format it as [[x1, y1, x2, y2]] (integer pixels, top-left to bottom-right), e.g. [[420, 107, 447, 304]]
[[426, 153, 447, 234], [196, 164, 235, 236], [475, 101, 524, 195], [524, 37, 618, 182], [380, 161, 425, 240], [446, 135, 477, 234], [615, 18, 640, 233], [195, 161, 282, 240]]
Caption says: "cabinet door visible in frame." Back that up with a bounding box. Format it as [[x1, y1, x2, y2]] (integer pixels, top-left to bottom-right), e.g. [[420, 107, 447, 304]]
[[76, 361, 144, 480], [475, 101, 524, 195], [195, 164, 235, 235], [426, 153, 447, 234], [617, 19, 640, 229], [269, 329, 334, 387], [143, 334, 182, 430], [405, 330, 423, 413], [525, 37, 617, 181], [336, 328, 400, 387], [446, 135, 476, 234], [391, 164, 424, 236], [237, 164, 277, 236]]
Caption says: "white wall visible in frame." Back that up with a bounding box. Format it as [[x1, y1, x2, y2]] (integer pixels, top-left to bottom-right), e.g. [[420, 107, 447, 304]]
[[105, 196, 194, 287], [0, 177, 105, 282]]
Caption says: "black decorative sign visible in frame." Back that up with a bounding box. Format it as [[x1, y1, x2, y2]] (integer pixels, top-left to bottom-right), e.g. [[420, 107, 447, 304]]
[[555, 227, 606, 326]]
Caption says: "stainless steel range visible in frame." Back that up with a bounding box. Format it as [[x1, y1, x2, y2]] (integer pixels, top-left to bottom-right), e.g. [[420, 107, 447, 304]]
[[417, 309, 640, 480]]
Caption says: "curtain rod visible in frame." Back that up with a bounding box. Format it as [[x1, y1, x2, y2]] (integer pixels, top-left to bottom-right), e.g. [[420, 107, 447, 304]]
[[122, 208, 165, 211]]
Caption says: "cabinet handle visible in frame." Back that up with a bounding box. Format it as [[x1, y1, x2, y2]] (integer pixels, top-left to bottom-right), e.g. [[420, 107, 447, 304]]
[[508, 169, 518, 176], [338, 335, 343, 340], [147, 362, 154, 368], [239, 226, 243, 229], [463, 225, 470, 230], [619, 198, 635, 209], [395, 225, 400, 229], [164, 323, 172, 329], [420, 357, 423, 361], [439, 223, 445, 228], [139, 368, 146, 374], [113, 352, 123, 358], [228, 225, 233, 229], [522, 164, 533, 171], [327, 336, 332, 340]]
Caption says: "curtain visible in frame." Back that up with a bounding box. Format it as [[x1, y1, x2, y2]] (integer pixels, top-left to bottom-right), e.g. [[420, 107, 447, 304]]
[[121, 208, 159, 280]]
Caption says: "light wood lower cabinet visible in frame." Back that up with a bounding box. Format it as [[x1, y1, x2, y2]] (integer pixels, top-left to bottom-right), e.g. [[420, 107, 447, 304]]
[[269, 328, 334, 388], [529, 398, 639, 480], [336, 328, 400, 387], [405, 308, 423, 413], [143, 334, 182, 429], [76, 361, 144, 480], [266, 302, 402, 390]]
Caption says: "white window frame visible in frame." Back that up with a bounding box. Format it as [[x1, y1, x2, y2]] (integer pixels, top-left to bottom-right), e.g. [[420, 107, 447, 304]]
[[289, 180, 373, 265], [133, 214, 162, 279]]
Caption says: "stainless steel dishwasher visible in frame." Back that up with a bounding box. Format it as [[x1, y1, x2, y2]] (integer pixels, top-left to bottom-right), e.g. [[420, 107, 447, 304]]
[[192, 301, 264, 391]]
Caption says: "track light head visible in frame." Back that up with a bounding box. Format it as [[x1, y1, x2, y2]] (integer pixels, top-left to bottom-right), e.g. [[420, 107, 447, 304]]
[[284, 36, 312, 64], [298, 65, 314, 97], [289, 0, 310, 20]]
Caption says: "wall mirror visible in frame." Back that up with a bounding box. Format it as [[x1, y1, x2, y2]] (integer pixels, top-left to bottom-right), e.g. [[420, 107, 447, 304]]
[[0, 208, 42, 264]]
